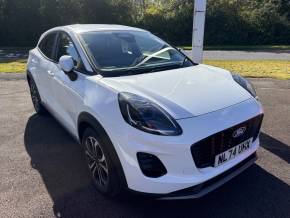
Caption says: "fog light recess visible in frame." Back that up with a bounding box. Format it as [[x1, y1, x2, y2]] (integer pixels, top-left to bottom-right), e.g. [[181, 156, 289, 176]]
[[137, 152, 167, 178]]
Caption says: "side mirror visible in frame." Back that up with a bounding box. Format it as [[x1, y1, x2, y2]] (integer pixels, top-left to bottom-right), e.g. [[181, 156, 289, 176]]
[[59, 55, 74, 73], [59, 55, 78, 81]]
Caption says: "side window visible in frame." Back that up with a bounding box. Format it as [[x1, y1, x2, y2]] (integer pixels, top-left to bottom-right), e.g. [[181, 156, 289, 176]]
[[39, 33, 57, 60], [56, 33, 83, 70]]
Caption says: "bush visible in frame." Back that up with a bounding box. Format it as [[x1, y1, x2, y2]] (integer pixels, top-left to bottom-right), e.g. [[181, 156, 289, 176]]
[[0, 0, 290, 46]]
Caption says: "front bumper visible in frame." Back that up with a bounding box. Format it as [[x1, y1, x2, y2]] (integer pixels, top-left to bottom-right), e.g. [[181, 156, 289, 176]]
[[107, 98, 263, 195], [159, 152, 257, 200]]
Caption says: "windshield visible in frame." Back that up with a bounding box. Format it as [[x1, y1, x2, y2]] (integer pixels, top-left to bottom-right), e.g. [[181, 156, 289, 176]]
[[79, 30, 194, 76]]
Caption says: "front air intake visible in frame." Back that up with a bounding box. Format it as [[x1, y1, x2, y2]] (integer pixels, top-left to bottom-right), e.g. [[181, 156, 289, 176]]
[[137, 152, 167, 178]]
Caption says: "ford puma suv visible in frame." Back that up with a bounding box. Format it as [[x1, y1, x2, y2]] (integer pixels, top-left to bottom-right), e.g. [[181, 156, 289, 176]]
[[26, 24, 263, 199]]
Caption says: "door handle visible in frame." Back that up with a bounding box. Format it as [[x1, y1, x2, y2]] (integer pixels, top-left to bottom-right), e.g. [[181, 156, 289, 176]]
[[47, 70, 54, 77]]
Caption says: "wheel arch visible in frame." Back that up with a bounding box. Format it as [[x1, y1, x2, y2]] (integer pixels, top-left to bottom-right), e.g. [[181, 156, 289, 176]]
[[77, 112, 128, 188], [77, 112, 104, 142], [26, 70, 33, 84]]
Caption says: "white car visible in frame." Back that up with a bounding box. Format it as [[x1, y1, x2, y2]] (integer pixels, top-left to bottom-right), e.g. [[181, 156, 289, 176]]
[[27, 24, 263, 199]]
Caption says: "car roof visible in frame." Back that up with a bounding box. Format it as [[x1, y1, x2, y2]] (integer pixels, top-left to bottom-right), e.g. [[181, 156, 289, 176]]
[[63, 24, 148, 34]]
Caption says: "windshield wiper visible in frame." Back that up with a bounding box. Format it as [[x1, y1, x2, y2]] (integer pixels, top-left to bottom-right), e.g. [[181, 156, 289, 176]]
[[130, 63, 184, 76], [102, 62, 184, 77]]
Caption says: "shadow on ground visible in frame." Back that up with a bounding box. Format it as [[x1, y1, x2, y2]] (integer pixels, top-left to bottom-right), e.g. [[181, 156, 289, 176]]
[[260, 132, 290, 164], [24, 114, 290, 218]]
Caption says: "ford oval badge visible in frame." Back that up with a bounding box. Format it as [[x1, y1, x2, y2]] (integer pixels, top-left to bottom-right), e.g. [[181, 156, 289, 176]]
[[232, 127, 247, 138]]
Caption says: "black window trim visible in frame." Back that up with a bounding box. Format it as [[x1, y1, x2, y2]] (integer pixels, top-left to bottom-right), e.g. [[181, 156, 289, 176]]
[[75, 33, 101, 76], [38, 30, 93, 76], [54, 30, 91, 75], [37, 31, 59, 63]]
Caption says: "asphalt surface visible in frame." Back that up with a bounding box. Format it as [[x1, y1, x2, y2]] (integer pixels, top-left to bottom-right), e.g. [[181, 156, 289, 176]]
[[0, 74, 289, 218]]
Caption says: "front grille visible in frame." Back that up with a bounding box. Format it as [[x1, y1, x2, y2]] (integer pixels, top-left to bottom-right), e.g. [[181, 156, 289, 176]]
[[191, 114, 263, 168]]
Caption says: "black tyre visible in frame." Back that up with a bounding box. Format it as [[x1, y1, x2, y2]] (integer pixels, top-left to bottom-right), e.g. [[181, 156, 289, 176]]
[[82, 127, 122, 196], [28, 77, 48, 115]]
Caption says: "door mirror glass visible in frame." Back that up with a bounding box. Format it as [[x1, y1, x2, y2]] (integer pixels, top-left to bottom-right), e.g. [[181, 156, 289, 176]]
[[59, 55, 74, 73]]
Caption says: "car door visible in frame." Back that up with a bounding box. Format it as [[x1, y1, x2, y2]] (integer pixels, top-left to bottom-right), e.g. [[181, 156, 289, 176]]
[[35, 32, 58, 105], [49, 32, 86, 134]]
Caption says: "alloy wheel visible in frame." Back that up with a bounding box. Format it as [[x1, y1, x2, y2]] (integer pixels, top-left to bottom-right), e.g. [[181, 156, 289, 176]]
[[85, 136, 109, 187], [30, 81, 40, 111]]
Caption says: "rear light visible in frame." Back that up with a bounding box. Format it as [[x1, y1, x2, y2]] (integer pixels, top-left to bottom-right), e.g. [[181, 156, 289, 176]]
[[137, 152, 167, 178]]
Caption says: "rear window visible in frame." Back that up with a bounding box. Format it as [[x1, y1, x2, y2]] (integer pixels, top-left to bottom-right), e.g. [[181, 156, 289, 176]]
[[39, 33, 57, 60]]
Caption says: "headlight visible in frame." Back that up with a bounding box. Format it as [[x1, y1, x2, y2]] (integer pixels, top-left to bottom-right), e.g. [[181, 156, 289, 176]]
[[118, 92, 182, 136], [232, 73, 257, 98]]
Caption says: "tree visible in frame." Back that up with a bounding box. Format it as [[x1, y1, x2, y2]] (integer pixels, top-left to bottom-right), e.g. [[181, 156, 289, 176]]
[[1, 0, 290, 46]]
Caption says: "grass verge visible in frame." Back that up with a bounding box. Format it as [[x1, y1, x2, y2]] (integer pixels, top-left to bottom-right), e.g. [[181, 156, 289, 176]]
[[204, 60, 290, 80], [0, 59, 289, 80], [0, 59, 27, 73]]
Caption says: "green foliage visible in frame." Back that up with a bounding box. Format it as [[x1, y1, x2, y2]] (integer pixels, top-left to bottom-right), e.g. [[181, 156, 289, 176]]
[[0, 0, 135, 46], [136, 0, 290, 45], [204, 0, 290, 45], [0, 0, 290, 46]]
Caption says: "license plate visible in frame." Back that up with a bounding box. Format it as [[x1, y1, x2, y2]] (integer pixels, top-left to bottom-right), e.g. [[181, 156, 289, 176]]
[[214, 138, 253, 167]]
